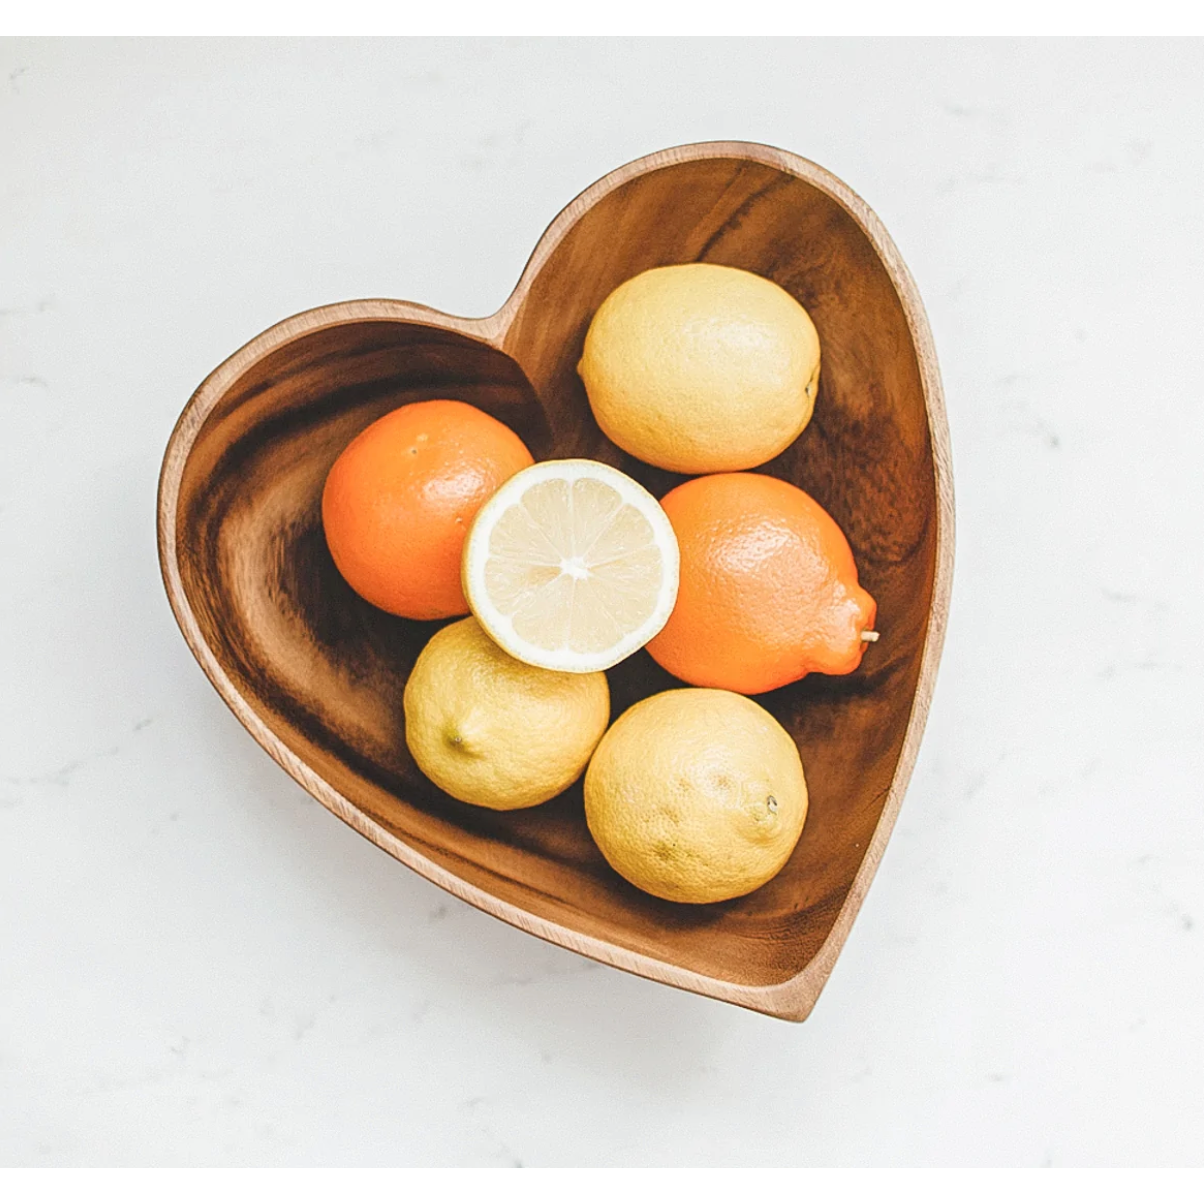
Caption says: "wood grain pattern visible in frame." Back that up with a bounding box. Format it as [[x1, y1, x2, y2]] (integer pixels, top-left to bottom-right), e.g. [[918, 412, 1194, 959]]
[[157, 142, 954, 1021]]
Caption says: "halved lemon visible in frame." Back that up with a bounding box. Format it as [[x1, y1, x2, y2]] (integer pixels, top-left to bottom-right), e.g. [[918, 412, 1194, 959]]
[[462, 459, 680, 673]]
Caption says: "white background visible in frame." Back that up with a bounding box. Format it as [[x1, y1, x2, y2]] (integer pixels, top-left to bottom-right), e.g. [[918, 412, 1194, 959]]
[[2, 38, 1202, 1167]]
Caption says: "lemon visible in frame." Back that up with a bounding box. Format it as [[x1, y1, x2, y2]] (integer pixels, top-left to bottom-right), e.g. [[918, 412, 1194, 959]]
[[404, 617, 609, 810], [462, 459, 679, 674], [578, 263, 821, 474], [584, 688, 808, 903]]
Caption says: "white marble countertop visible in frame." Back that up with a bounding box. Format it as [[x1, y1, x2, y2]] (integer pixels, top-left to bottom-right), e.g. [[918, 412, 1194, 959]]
[[2, 38, 1201, 1167]]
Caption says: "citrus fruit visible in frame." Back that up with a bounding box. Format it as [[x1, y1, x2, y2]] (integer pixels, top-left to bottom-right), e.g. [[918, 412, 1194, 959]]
[[577, 263, 821, 474], [404, 617, 609, 810], [461, 459, 679, 673], [645, 472, 877, 695], [322, 399, 533, 620], [584, 688, 808, 904]]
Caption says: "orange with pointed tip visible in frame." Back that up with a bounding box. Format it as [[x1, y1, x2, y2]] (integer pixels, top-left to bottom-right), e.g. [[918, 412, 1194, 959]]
[[645, 472, 877, 695], [322, 400, 533, 620]]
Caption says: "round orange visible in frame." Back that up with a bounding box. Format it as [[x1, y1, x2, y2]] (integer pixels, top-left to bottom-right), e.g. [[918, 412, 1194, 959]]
[[645, 473, 877, 695], [322, 400, 533, 619]]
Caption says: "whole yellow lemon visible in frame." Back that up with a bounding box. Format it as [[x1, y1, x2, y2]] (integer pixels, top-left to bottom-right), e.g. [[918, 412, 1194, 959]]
[[404, 617, 609, 810], [578, 263, 821, 474], [583, 688, 808, 903]]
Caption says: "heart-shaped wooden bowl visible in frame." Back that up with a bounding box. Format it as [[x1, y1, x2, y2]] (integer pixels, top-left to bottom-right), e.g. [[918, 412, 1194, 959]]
[[158, 142, 953, 1021]]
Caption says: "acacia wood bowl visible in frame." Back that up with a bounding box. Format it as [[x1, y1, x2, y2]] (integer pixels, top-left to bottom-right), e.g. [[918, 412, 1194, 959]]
[[158, 142, 953, 1021]]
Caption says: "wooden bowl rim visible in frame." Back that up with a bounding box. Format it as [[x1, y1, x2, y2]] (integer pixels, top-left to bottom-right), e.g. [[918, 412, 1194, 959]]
[[157, 140, 954, 1021]]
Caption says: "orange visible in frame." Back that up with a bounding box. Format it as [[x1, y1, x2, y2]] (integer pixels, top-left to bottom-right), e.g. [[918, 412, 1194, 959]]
[[322, 400, 533, 619], [645, 473, 877, 695]]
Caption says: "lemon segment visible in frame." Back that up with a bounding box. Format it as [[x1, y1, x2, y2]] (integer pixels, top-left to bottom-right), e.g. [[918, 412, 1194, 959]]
[[462, 459, 679, 673]]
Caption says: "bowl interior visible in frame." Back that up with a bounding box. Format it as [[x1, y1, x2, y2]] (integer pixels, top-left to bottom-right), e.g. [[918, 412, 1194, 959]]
[[173, 155, 937, 989]]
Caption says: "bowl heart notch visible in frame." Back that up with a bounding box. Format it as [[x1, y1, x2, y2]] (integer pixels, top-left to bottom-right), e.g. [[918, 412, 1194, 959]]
[[158, 141, 953, 1021]]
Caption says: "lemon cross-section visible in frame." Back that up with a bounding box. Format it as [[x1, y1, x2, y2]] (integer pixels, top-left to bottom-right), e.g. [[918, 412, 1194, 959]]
[[462, 459, 680, 673]]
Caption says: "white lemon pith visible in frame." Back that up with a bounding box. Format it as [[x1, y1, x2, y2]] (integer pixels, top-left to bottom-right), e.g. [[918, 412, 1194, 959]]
[[584, 688, 808, 904], [578, 263, 821, 475], [403, 617, 609, 811], [462, 459, 679, 673]]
